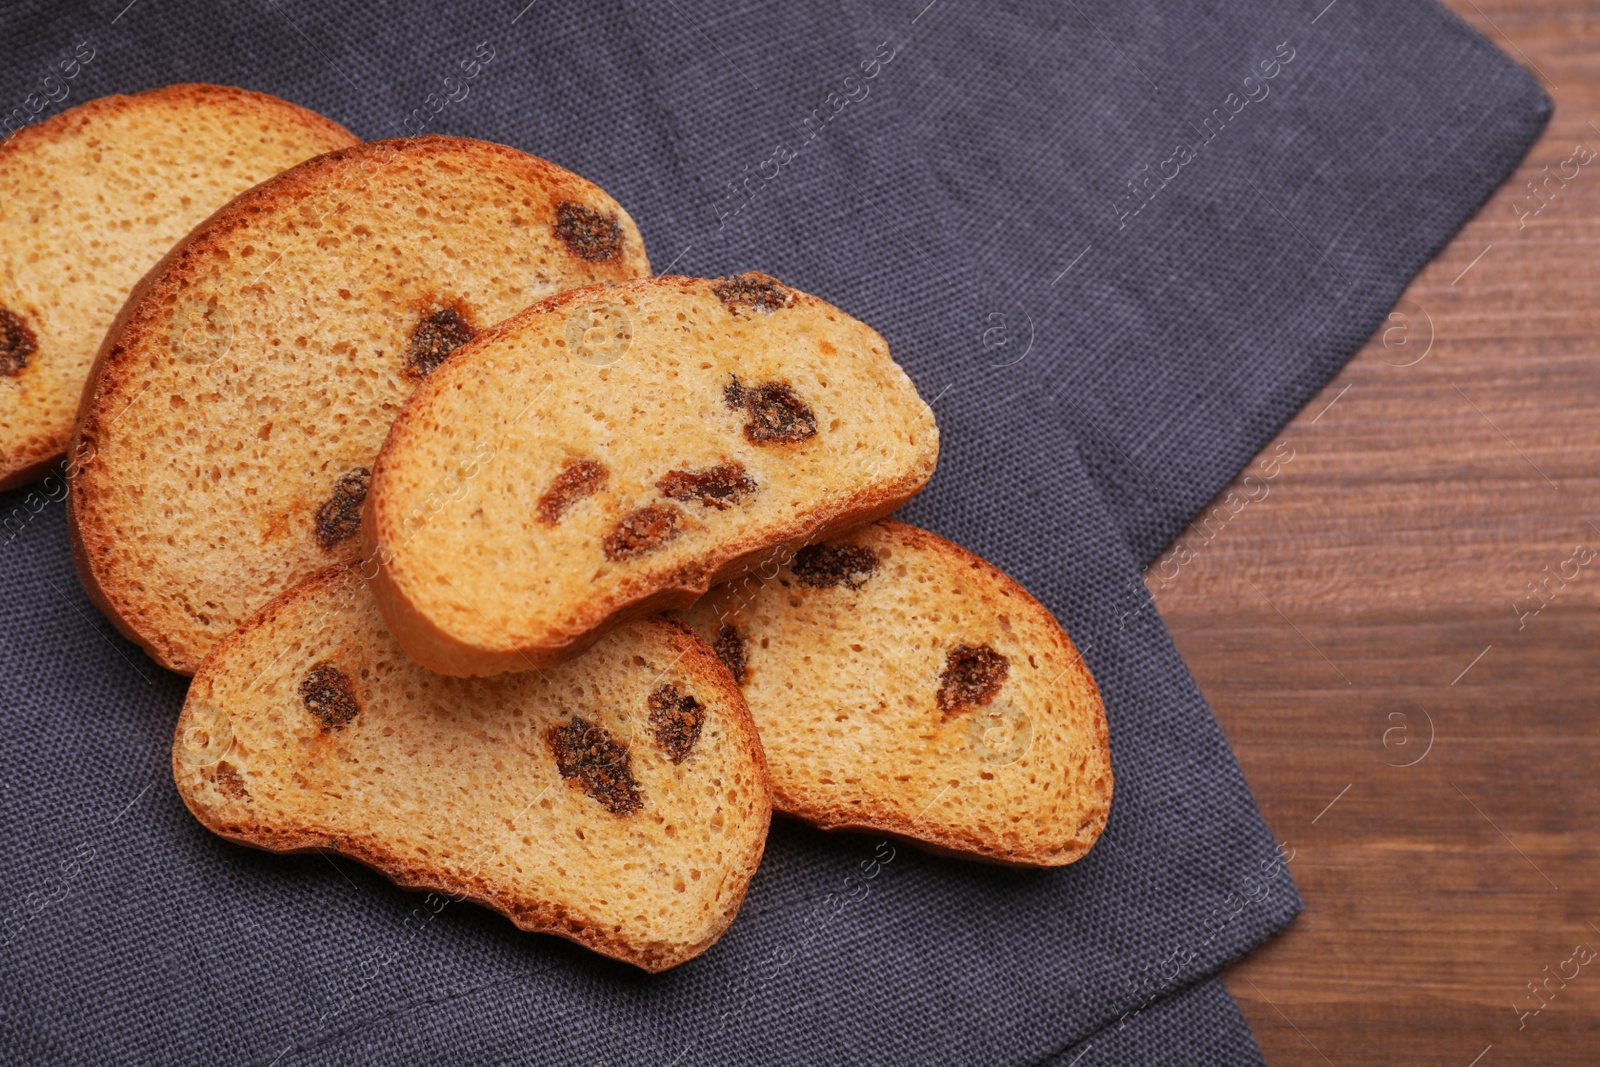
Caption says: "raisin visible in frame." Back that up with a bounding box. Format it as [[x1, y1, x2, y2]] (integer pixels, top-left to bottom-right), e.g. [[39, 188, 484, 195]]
[[546, 716, 641, 815], [935, 644, 1010, 717], [213, 763, 249, 800], [648, 683, 706, 764], [603, 504, 683, 562], [724, 374, 817, 445], [313, 467, 371, 550], [553, 201, 623, 262], [406, 307, 478, 378], [537, 458, 608, 524], [792, 543, 878, 590], [300, 662, 360, 728], [656, 463, 757, 509], [0, 306, 37, 377], [713, 624, 748, 685], [712, 271, 794, 314]]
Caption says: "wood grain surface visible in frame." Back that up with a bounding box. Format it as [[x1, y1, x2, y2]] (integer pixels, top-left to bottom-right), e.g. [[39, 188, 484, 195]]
[[1162, 3, 1600, 1063]]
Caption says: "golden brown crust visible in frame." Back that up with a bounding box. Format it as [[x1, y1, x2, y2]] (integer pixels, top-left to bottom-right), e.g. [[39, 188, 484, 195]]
[[364, 275, 937, 676], [0, 84, 357, 489], [0, 452, 63, 494], [174, 564, 770, 972], [69, 134, 647, 675], [66, 222, 210, 668], [0, 84, 356, 162], [364, 485, 915, 676]]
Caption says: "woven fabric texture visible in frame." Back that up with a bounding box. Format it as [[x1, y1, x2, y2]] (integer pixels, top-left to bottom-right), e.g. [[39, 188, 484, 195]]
[[0, 0, 1546, 1063]]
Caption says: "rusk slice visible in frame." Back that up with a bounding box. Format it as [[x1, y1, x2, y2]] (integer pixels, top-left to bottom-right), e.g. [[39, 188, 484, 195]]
[[173, 562, 769, 972], [70, 134, 649, 673], [366, 273, 938, 676], [0, 84, 357, 490], [679, 520, 1112, 867]]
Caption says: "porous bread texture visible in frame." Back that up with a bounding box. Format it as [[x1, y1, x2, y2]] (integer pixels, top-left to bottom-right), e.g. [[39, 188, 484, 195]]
[[0, 84, 357, 490], [366, 273, 939, 677], [173, 562, 769, 973], [70, 134, 650, 674], [678, 520, 1112, 867]]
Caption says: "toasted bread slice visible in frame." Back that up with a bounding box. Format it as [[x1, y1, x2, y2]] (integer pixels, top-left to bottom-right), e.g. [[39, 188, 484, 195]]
[[0, 84, 358, 491], [365, 273, 938, 677], [173, 562, 769, 972], [70, 135, 650, 673], [678, 520, 1111, 867]]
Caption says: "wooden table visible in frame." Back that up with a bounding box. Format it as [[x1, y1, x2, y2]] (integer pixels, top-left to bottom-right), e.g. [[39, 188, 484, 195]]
[[1168, 3, 1600, 1063]]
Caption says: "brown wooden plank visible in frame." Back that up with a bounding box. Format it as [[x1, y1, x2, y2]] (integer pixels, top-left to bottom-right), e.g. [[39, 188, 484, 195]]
[[1150, 2, 1600, 1062]]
